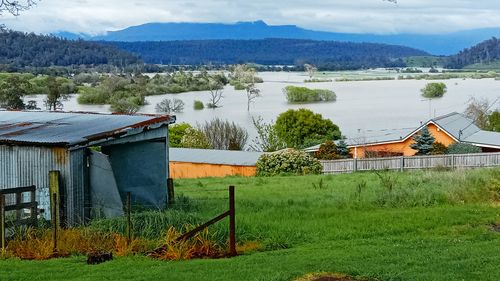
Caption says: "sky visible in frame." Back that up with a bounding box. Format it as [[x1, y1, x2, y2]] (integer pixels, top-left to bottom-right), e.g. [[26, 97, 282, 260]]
[[2, 0, 500, 35]]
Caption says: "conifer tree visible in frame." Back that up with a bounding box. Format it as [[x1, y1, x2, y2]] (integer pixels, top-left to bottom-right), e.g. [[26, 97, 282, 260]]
[[410, 126, 435, 155]]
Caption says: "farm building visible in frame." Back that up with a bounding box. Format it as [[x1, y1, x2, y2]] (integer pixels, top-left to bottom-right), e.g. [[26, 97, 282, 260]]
[[0, 111, 175, 225], [169, 148, 263, 179], [306, 112, 500, 158]]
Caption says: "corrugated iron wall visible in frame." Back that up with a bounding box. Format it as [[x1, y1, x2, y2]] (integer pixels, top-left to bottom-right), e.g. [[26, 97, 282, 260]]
[[0, 145, 86, 225]]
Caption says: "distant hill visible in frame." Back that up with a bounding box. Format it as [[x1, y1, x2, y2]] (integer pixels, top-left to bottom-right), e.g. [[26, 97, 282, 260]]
[[55, 20, 500, 55], [446, 37, 500, 69], [0, 30, 140, 70], [102, 38, 428, 69]]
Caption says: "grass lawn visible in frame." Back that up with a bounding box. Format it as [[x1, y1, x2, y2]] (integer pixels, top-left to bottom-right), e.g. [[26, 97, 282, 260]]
[[1, 168, 499, 281]]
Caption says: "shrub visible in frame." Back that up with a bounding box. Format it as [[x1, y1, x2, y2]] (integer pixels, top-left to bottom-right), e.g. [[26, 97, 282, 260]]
[[180, 127, 212, 149], [169, 123, 193, 147], [421, 82, 447, 98], [447, 142, 482, 154], [193, 100, 204, 110], [256, 149, 323, 176], [199, 118, 249, 150], [430, 142, 448, 155], [283, 86, 336, 103]]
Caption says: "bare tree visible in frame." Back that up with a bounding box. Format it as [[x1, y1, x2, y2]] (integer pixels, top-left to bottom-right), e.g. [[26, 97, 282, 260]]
[[0, 0, 38, 16], [304, 64, 317, 79], [464, 97, 499, 130], [155, 98, 185, 114], [230, 65, 262, 111], [206, 75, 224, 108], [249, 116, 286, 152]]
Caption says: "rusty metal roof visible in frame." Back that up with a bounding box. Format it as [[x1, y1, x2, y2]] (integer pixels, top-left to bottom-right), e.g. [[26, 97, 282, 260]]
[[0, 111, 175, 147]]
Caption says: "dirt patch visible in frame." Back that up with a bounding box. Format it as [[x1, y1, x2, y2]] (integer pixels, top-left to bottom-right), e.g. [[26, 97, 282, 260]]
[[491, 223, 500, 233], [295, 273, 376, 281]]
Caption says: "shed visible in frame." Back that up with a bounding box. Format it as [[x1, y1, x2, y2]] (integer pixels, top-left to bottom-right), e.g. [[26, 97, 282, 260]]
[[169, 148, 263, 179], [0, 111, 175, 225]]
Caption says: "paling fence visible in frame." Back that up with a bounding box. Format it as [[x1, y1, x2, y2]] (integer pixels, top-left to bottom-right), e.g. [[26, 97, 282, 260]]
[[320, 152, 500, 174]]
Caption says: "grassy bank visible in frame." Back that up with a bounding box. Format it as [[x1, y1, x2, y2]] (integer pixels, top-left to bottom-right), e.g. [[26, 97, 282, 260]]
[[1, 168, 499, 281]]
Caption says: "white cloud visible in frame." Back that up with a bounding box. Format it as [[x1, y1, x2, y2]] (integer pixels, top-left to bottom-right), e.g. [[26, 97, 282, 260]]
[[2, 0, 500, 34]]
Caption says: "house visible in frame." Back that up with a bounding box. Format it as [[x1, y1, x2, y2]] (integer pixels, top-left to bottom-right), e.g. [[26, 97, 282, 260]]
[[305, 112, 500, 158], [169, 148, 263, 179], [0, 111, 175, 225]]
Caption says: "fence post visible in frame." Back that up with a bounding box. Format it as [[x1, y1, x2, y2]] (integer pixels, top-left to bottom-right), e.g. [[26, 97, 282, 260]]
[[1, 194, 5, 253], [52, 193, 58, 254], [167, 178, 175, 205], [400, 156, 405, 172], [228, 185, 236, 257], [49, 171, 60, 227], [451, 155, 455, 169], [126, 192, 132, 245], [353, 158, 358, 173]]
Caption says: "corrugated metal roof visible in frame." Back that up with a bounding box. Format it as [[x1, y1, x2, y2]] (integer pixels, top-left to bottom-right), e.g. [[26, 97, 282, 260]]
[[170, 148, 263, 166], [431, 112, 480, 140], [0, 111, 175, 146], [304, 112, 500, 151], [463, 130, 500, 147]]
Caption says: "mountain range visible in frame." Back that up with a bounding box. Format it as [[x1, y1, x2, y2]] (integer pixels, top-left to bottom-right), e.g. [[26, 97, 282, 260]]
[[55, 20, 500, 55]]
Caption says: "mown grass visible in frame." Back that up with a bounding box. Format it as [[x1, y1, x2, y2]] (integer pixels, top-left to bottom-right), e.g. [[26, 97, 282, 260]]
[[1, 168, 499, 281]]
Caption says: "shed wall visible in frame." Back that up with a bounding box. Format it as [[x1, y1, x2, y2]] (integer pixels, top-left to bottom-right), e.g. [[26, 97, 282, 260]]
[[170, 162, 257, 179], [0, 145, 71, 219]]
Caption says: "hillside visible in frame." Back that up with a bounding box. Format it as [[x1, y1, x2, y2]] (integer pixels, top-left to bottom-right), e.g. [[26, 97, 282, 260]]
[[0, 30, 140, 70], [56, 20, 500, 55], [103, 38, 428, 69], [446, 37, 500, 69]]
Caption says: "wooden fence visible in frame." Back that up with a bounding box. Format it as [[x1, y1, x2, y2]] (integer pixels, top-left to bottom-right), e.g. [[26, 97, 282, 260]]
[[320, 152, 500, 174]]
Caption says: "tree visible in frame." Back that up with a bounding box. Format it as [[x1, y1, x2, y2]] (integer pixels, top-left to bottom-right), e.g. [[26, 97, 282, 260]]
[[199, 118, 249, 150], [421, 82, 447, 98], [155, 98, 184, 114], [169, 123, 193, 147], [0, 0, 38, 16], [274, 109, 341, 149], [336, 140, 351, 158], [249, 116, 286, 152], [304, 64, 317, 79], [180, 127, 212, 149], [45, 77, 73, 111], [110, 99, 140, 114], [488, 111, 500, 132], [464, 98, 499, 131], [315, 140, 338, 160], [230, 64, 261, 111], [202, 72, 225, 108], [410, 126, 435, 155], [447, 143, 481, 154], [0, 75, 32, 109]]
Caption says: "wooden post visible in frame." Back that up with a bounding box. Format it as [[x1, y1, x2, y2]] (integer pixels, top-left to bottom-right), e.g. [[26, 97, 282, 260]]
[[126, 192, 132, 245], [353, 158, 358, 173], [30, 189, 37, 227], [228, 185, 236, 257], [167, 178, 174, 205], [52, 193, 58, 254], [400, 156, 405, 172], [49, 171, 60, 227], [1, 194, 5, 253]]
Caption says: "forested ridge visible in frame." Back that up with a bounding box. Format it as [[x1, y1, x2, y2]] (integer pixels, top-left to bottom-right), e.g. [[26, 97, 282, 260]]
[[446, 37, 500, 68], [103, 38, 428, 69], [0, 30, 140, 70]]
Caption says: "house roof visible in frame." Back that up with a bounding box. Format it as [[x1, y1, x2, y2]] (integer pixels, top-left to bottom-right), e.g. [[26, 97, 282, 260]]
[[170, 148, 263, 166], [304, 112, 500, 152], [0, 111, 175, 147]]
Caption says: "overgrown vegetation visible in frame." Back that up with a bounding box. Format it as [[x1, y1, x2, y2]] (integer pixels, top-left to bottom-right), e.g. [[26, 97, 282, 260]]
[[421, 82, 447, 98], [256, 149, 323, 176], [283, 86, 336, 103], [1, 168, 500, 280]]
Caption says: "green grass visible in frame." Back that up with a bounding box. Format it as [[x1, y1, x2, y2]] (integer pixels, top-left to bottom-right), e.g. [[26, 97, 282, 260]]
[[1, 168, 500, 281]]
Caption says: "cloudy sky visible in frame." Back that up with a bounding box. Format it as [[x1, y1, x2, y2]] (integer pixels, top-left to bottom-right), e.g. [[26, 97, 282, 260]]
[[2, 0, 500, 35]]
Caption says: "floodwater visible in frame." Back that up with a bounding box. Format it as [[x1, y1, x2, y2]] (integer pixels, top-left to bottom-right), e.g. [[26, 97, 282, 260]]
[[26, 71, 500, 138]]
